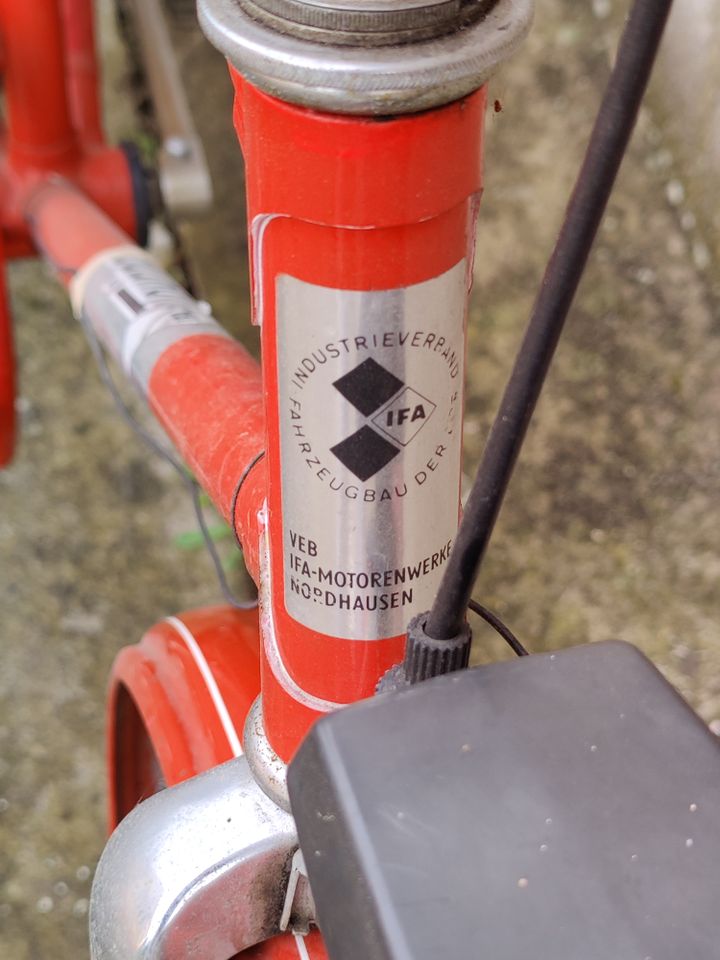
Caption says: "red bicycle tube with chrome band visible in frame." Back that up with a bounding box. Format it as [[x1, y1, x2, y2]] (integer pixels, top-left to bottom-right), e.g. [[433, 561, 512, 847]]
[[232, 73, 486, 760], [25, 179, 267, 580]]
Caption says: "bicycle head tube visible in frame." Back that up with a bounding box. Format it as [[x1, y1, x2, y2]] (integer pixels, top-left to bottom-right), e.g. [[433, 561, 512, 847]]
[[199, 0, 534, 760]]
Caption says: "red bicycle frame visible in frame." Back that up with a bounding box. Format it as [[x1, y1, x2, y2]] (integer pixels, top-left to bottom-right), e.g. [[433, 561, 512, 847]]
[[1, 1, 533, 956]]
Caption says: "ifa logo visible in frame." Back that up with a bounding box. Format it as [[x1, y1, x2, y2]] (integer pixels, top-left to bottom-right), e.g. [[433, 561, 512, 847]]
[[372, 386, 435, 446], [330, 358, 436, 482]]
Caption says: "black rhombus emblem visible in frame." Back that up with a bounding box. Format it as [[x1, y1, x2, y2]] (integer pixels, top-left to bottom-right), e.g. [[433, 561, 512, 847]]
[[330, 358, 434, 482], [333, 358, 404, 416], [330, 426, 400, 483]]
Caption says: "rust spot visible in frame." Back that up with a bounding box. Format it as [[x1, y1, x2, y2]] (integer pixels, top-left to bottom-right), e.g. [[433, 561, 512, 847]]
[[494, 99, 503, 114]]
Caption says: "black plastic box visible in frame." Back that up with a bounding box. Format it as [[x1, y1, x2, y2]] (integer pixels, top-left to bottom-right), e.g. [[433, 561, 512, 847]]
[[289, 641, 720, 960]]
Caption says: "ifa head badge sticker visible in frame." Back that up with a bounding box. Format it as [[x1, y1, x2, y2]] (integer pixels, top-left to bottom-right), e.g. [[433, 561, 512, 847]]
[[330, 358, 437, 482], [277, 265, 466, 640]]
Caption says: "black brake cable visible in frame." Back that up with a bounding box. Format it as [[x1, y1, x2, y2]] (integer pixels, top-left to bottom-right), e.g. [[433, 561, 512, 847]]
[[425, 0, 675, 646]]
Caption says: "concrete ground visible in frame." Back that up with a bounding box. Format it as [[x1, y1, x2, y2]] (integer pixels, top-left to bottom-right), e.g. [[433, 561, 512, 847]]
[[656, 0, 720, 262], [1, 1, 719, 957]]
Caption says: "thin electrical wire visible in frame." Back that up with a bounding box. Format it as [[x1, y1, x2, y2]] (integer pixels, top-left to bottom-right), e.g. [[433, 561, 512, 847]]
[[78, 313, 257, 611], [468, 599, 528, 657]]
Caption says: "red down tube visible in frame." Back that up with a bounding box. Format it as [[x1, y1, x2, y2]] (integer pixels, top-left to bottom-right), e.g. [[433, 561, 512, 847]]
[[25, 179, 267, 577]]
